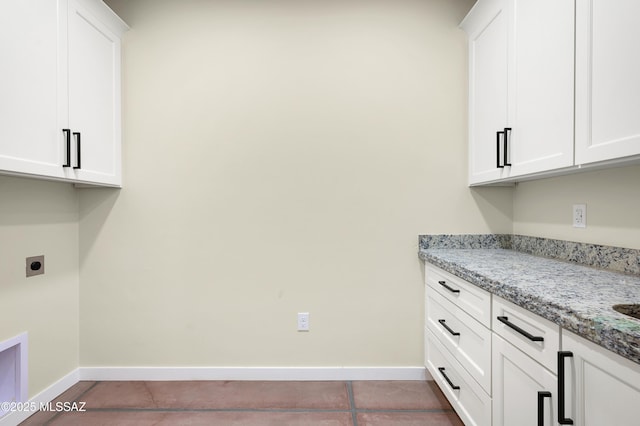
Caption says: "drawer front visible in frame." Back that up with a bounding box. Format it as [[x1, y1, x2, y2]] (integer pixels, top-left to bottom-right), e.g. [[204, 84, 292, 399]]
[[426, 263, 491, 327], [426, 288, 492, 394], [492, 296, 560, 373], [426, 328, 492, 426]]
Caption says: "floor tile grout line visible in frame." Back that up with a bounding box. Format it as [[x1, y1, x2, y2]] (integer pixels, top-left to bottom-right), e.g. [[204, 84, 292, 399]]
[[85, 408, 353, 413], [346, 381, 358, 426], [79, 407, 455, 414], [43, 381, 101, 426], [354, 408, 455, 413], [73, 381, 100, 402]]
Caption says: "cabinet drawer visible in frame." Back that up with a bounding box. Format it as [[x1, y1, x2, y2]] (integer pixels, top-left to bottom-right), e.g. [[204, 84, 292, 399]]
[[426, 264, 491, 327], [426, 288, 491, 394], [492, 296, 560, 373], [426, 328, 492, 426]]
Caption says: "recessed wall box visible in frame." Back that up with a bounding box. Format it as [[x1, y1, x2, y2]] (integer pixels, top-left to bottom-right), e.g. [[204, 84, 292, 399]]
[[26, 255, 44, 277]]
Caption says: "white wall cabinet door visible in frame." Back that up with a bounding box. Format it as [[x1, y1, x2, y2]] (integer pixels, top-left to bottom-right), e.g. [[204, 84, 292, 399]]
[[463, 0, 510, 184], [575, 0, 640, 165], [68, 0, 123, 186], [493, 333, 558, 426], [507, 0, 574, 178], [0, 0, 125, 186], [0, 0, 68, 180], [463, 0, 575, 185], [561, 330, 640, 426]]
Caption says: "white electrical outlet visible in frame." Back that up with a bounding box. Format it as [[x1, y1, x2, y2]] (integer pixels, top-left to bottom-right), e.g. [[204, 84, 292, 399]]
[[297, 312, 309, 331], [573, 204, 587, 228]]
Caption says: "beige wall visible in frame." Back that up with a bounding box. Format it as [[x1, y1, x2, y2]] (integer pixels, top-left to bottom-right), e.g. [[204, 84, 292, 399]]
[[2, 0, 637, 402], [513, 164, 640, 250], [0, 177, 79, 397], [80, 0, 510, 367]]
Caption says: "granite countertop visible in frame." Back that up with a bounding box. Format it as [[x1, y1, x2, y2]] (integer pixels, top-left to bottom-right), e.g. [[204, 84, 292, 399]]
[[418, 235, 640, 364]]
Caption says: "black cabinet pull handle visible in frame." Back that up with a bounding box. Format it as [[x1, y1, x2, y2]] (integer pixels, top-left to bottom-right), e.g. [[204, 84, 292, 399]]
[[558, 351, 574, 424], [437, 367, 460, 390], [73, 132, 81, 169], [496, 316, 544, 341], [504, 127, 512, 166], [538, 391, 552, 426], [438, 319, 460, 336], [62, 129, 71, 167], [496, 131, 505, 168], [438, 280, 460, 294]]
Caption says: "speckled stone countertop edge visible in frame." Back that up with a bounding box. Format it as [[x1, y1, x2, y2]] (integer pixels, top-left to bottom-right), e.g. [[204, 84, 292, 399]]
[[419, 234, 640, 276], [418, 249, 640, 365], [419, 251, 583, 325]]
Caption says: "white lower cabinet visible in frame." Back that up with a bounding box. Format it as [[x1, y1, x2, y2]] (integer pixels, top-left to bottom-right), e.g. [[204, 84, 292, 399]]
[[493, 333, 558, 426], [426, 264, 492, 327], [425, 264, 492, 425], [491, 296, 561, 426], [560, 330, 640, 426], [426, 329, 492, 426], [426, 287, 492, 393], [492, 296, 560, 373], [425, 262, 640, 426]]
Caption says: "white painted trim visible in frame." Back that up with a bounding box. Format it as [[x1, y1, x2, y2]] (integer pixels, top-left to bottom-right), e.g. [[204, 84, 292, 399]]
[[0, 369, 79, 426], [80, 366, 427, 381], [0, 332, 28, 405]]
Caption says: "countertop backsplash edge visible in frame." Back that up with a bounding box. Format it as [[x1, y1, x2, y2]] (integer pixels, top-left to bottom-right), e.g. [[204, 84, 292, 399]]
[[419, 234, 640, 275]]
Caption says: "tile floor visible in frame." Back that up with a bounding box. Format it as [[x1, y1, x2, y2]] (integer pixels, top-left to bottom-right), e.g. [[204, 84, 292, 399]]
[[20, 380, 463, 425]]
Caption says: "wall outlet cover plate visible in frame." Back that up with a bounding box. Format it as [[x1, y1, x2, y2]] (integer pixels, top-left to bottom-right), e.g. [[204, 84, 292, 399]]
[[573, 204, 587, 228]]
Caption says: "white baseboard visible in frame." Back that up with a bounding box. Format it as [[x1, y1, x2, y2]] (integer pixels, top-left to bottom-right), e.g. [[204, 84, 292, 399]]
[[0, 369, 79, 426], [80, 366, 428, 381]]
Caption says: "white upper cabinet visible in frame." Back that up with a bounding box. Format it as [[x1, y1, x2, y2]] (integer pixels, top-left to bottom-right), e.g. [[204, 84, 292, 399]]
[[575, 0, 640, 165], [507, 0, 574, 177], [0, 0, 67, 180], [0, 0, 127, 187], [463, 0, 509, 184], [462, 0, 575, 185], [68, 0, 124, 186]]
